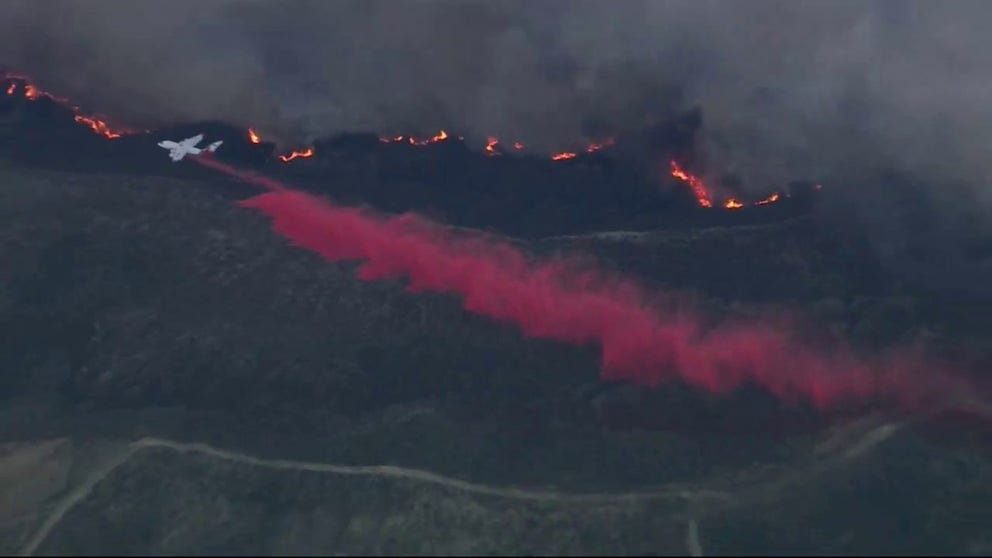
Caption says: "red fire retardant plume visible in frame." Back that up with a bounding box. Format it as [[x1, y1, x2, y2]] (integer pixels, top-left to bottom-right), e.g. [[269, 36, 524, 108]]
[[192, 154, 983, 415]]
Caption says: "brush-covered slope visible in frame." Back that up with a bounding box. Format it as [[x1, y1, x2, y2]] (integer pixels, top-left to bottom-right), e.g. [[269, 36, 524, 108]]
[[0, 161, 990, 555]]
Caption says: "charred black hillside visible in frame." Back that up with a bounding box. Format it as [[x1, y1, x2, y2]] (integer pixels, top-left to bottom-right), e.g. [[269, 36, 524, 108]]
[[0, 76, 819, 239]]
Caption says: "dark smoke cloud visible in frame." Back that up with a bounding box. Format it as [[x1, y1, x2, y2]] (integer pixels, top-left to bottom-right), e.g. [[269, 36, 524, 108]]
[[3, 0, 992, 272]]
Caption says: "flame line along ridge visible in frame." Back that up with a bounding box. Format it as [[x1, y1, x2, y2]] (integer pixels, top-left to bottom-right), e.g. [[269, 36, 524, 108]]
[[668, 160, 806, 210], [3, 71, 799, 208]]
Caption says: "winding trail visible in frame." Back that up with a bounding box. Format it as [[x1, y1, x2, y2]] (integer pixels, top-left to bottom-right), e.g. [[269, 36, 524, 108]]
[[19, 422, 904, 556], [133, 438, 727, 503], [19, 445, 136, 557], [19, 436, 728, 556]]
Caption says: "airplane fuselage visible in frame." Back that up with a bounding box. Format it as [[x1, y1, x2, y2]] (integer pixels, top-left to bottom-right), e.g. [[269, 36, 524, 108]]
[[158, 134, 223, 162]]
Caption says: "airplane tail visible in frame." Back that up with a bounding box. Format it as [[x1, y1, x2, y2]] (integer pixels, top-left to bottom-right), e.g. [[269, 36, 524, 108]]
[[206, 140, 223, 153]]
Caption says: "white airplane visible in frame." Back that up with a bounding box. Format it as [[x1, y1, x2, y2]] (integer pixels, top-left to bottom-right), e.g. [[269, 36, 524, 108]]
[[157, 133, 223, 162]]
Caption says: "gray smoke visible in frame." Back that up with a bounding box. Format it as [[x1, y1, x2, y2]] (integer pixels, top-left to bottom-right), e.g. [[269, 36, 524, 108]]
[[1, 1, 990, 213]]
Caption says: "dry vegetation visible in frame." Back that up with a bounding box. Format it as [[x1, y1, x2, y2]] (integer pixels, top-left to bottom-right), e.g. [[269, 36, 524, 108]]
[[0, 162, 990, 555]]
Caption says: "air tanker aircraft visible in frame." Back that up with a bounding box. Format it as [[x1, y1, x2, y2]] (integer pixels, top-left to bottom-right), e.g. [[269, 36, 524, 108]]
[[157, 134, 223, 162]]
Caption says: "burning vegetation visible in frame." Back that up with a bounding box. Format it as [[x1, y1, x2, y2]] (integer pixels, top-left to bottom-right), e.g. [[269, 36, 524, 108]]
[[377, 129, 455, 146], [667, 160, 809, 210], [3, 73, 134, 139], [3, 70, 797, 209], [669, 160, 714, 208], [277, 147, 315, 163]]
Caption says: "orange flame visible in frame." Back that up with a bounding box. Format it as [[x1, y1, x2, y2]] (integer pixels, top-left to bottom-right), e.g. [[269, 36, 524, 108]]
[[723, 198, 744, 209], [669, 160, 713, 208], [278, 147, 315, 163], [378, 130, 449, 146], [373, 130, 617, 162], [755, 192, 780, 206], [411, 129, 449, 146], [548, 138, 614, 161], [485, 137, 500, 156], [247, 127, 315, 162], [73, 115, 122, 139], [3, 73, 133, 139], [585, 138, 615, 153]]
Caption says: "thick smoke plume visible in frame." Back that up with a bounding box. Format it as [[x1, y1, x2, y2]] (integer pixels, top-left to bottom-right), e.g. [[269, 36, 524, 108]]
[[194, 154, 983, 416], [2, 2, 990, 192]]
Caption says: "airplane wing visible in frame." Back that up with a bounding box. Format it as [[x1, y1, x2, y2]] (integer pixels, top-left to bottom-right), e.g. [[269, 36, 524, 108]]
[[180, 134, 204, 149], [158, 134, 216, 162]]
